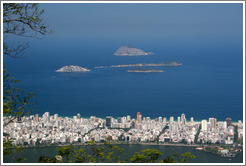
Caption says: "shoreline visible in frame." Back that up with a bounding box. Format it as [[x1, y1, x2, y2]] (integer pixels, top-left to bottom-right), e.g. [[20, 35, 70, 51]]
[[17, 142, 201, 149]]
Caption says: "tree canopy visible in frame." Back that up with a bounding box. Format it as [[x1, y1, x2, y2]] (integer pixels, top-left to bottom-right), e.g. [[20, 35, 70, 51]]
[[3, 3, 52, 58], [3, 3, 51, 156]]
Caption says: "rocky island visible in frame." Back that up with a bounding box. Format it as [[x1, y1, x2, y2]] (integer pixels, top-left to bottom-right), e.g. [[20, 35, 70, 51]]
[[56, 65, 90, 72], [111, 62, 182, 68], [114, 46, 153, 56]]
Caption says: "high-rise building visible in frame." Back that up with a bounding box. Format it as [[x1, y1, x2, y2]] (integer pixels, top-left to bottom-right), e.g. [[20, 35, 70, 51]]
[[106, 116, 112, 127], [181, 113, 186, 124], [170, 116, 174, 123], [226, 118, 232, 127], [73, 116, 77, 122], [43, 112, 50, 122], [137, 112, 142, 123], [212, 118, 217, 128], [122, 116, 127, 123], [35, 114, 39, 122], [146, 117, 150, 122], [131, 119, 136, 128], [163, 117, 167, 124], [209, 118, 217, 128], [190, 117, 194, 123], [135, 123, 142, 130], [177, 117, 181, 123], [117, 117, 122, 123], [54, 114, 58, 121], [159, 117, 162, 122], [222, 121, 227, 130], [77, 113, 81, 119], [201, 120, 207, 131], [127, 115, 131, 121]]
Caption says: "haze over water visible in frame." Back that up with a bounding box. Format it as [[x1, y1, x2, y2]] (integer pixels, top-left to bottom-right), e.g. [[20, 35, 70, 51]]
[[4, 3, 243, 121]]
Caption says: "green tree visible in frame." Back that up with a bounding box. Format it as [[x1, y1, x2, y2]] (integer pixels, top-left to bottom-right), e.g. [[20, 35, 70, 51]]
[[3, 68, 33, 127], [3, 3, 51, 157], [3, 68, 33, 156], [130, 149, 163, 163], [3, 3, 52, 58], [162, 152, 196, 163]]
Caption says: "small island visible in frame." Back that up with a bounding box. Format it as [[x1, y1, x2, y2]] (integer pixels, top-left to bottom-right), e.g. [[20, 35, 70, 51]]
[[56, 65, 90, 72], [114, 46, 153, 56], [111, 62, 182, 68], [127, 68, 164, 73]]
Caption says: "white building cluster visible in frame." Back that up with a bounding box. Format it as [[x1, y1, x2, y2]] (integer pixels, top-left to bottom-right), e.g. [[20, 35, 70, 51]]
[[4, 112, 98, 146], [198, 118, 242, 145], [3, 112, 243, 147], [158, 114, 199, 144]]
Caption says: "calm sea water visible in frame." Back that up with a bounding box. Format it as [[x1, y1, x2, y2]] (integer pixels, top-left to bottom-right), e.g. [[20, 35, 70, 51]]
[[4, 39, 243, 121], [3, 144, 243, 163]]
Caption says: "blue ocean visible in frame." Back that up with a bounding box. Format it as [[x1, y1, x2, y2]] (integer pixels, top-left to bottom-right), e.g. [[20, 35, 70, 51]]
[[4, 37, 243, 122]]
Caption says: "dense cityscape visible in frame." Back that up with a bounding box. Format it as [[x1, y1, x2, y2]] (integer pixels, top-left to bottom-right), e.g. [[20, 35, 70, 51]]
[[3, 112, 243, 157]]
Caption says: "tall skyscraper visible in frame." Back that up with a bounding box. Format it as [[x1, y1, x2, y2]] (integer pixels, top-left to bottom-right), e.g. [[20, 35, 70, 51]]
[[201, 120, 208, 131], [137, 112, 142, 123]]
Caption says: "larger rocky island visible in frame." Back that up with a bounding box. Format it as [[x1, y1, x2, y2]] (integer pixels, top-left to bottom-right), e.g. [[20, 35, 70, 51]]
[[114, 46, 153, 56], [56, 65, 90, 72]]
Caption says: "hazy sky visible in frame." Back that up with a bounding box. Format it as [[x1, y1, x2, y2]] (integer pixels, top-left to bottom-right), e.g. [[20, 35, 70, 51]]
[[39, 3, 243, 42]]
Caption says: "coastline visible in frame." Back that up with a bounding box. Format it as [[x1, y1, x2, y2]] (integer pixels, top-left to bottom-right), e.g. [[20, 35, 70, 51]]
[[17, 142, 201, 149]]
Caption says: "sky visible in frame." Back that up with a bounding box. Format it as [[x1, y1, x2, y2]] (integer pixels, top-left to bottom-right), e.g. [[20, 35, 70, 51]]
[[38, 3, 243, 43]]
